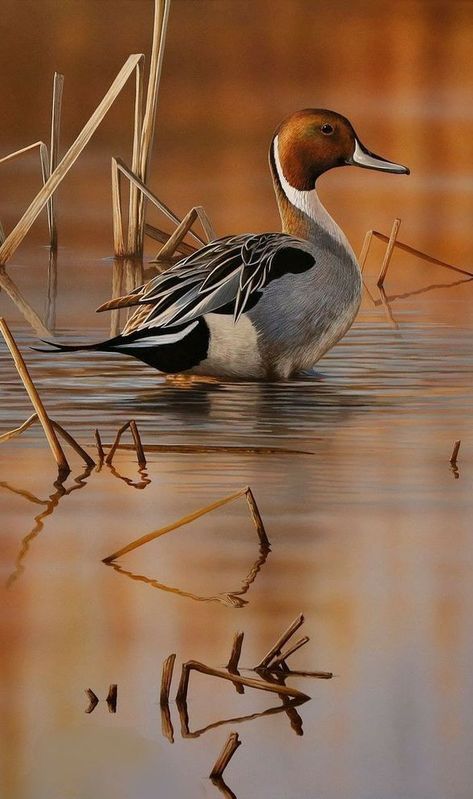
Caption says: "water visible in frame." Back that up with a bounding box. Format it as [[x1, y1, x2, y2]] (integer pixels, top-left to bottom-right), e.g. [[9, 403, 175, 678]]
[[2, 243, 473, 799]]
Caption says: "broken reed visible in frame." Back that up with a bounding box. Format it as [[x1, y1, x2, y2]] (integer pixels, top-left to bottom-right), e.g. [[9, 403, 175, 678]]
[[176, 660, 309, 704], [102, 485, 269, 564], [450, 439, 461, 466], [160, 653, 176, 706], [359, 217, 473, 286], [209, 732, 241, 780], [256, 613, 305, 669], [226, 631, 245, 695]]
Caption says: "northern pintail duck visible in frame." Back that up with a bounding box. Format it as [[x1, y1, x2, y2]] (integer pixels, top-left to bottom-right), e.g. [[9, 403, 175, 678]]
[[45, 110, 409, 379]]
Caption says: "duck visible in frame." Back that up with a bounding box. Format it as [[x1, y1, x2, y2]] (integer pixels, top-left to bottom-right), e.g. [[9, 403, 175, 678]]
[[43, 109, 409, 379]]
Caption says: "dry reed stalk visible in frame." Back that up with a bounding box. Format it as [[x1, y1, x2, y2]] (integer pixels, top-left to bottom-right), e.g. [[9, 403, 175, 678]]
[[110, 258, 126, 336], [105, 421, 131, 465], [128, 0, 171, 255], [0, 412, 38, 443], [102, 485, 249, 563], [244, 487, 270, 548], [0, 268, 51, 337], [112, 158, 205, 245], [151, 207, 205, 265], [48, 72, 64, 249], [0, 141, 50, 241], [149, 206, 215, 271], [358, 230, 373, 272], [94, 429, 105, 462], [0, 54, 144, 265], [106, 684, 118, 713], [175, 660, 309, 704], [450, 440, 461, 466], [273, 669, 333, 679], [226, 632, 245, 695], [360, 221, 473, 284], [50, 420, 95, 467], [160, 653, 176, 706], [129, 420, 146, 467], [226, 632, 244, 673], [209, 732, 241, 780], [0, 318, 70, 477], [125, 58, 145, 256], [377, 218, 401, 286], [45, 247, 58, 330], [145, 223, 197, 255], [268, 636, 310, 670], [255, 614, 305, 669], [84, 689, 99, 714], [111, 158, 124, 255]]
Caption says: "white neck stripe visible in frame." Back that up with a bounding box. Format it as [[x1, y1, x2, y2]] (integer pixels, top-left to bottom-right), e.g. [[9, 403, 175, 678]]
[[273, 136, 353, 252]]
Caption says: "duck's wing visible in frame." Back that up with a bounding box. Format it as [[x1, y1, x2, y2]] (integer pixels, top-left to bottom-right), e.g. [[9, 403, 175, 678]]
[[123, 233, 315, 333]]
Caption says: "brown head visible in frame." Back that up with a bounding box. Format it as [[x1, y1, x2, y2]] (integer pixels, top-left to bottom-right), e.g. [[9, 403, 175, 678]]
[[271, 109, 409, 191]]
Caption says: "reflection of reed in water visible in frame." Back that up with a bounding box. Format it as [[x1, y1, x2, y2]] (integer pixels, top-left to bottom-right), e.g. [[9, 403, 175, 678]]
[[102, 485, 270, 606], [3, 466, 93, 587], [106, 542, 270, 608]]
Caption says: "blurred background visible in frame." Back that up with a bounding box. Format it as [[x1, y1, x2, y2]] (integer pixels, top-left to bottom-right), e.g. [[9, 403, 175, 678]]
[[1, 0, 473, 264]]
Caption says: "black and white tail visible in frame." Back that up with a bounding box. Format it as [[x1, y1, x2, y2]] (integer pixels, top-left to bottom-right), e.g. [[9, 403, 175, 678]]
[[35, 318, 210, 374]]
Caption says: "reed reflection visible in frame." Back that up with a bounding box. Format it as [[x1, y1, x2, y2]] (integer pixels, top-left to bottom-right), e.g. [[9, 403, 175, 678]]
[[3, 465, 93, 587], [105, 541, 270, 608]]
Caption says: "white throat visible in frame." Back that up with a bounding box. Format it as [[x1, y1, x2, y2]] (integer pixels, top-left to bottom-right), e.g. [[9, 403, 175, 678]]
[[273, 135, 351, 250]]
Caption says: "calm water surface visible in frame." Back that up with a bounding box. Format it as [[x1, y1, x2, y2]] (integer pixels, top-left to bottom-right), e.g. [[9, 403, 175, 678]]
[[1, 242, 473, 799]]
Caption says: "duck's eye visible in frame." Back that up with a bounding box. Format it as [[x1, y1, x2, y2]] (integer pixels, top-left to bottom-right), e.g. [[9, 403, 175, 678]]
[[321, 123, 334, 135]]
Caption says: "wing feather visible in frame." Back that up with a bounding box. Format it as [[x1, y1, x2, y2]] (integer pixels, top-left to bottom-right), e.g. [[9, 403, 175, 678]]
[[125, 233, 315, 334]]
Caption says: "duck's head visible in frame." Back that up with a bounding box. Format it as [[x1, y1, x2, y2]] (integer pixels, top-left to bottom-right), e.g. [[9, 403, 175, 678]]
[[271, 109, 410, 191]]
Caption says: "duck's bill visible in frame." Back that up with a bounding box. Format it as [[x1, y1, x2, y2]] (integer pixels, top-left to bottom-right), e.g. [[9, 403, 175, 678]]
[[346, 139, 410, 174]]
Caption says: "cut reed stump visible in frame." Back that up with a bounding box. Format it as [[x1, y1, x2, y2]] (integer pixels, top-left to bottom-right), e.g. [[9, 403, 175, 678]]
[[226, 632, 245, 695], [450, 440, 461, 466], [106, 684, 118, 713], [256, 614, 305, 670], [84, 689, 99, 714], [160, 653, 176, 706], [209, 732, 241, 780], [104, 419, 146, 468]]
